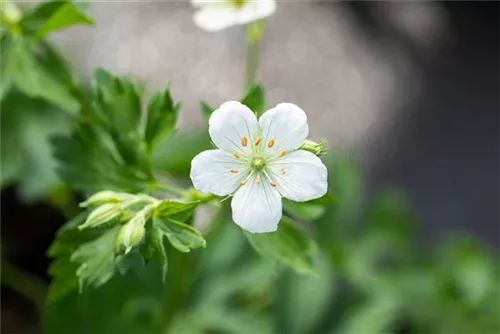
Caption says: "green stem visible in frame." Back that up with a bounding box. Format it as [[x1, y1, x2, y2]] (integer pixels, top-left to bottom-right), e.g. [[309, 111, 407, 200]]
[[1, 260, 47, 312], [244, 21, 265, 89], [245, 39, 260, 89]]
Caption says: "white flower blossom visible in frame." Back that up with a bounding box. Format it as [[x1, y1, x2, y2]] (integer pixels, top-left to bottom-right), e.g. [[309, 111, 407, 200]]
[[191, 0, 276, 32], [190, 101, 328, 233]]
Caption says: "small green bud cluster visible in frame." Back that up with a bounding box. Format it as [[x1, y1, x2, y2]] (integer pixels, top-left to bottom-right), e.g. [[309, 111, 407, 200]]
[[78, 191, 158, 254], [300, 139, 327, 157]]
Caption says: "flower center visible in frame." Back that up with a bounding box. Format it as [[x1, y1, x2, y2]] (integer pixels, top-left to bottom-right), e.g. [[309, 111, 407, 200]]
[[252, 158, 265, 171], [229, 0, 247, 9]]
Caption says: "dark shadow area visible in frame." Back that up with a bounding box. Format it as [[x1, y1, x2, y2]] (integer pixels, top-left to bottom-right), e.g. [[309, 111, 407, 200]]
[[343, 2, 499, 245]]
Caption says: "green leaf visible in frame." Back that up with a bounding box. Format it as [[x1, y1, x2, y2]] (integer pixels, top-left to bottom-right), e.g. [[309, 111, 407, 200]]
[[155, 217, 206, 253], [279, 253, 335, 334], [200, 100, 214, 122], [52, 122, 150, 193], [335, 296, 400, 334], [149, 225, 168, 280], [44, 264, 164, 334], [241, 83, 265, 116], [70, 225, 121, 290], [155, 200, 199, 222], [145, 88, 180, 149], [244, 218, 316, 275], [153, 131, 212, 178], [36, 2, 93, 38], [92, 69, 141, 134], [2, 35, 80, 114], [441, 238, 497, 307], [21, 0, 93, 38], [283, 193, 335, 221]]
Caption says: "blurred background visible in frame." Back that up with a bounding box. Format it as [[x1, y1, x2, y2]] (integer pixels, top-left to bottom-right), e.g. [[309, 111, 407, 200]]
[[1, 1, 499, 333]]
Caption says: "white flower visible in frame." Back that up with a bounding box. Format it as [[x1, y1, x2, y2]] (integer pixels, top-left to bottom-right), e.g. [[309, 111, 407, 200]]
[[190, 101, 328, 233], [191, 0, 276, 32]]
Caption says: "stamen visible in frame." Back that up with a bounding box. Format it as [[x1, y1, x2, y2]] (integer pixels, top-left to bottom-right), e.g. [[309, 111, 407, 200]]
[[268, 139, 275, 148], [279, 150, 286, 158], [230, 169, 238, 174], [269, 180, 277, 187], [254, 136, 262, 146], [241, 179, 248, 185], [241, 137, 248, 147], [281, 168, 286, 175], [234, 152, 240, 159], [255, 176, 261, 184]]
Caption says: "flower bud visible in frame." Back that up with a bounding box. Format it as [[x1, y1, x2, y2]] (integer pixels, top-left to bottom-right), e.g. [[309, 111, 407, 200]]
[[80, 191, 132, 208], [300, 139, 327, 157], [79, 203, 121, 230], [115, 212, 146, 254]]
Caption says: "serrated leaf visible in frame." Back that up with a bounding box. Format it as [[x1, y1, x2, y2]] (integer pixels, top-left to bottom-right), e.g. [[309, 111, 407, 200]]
[[155, 200, 199, 222], [36, 2, 92, 38], [244, 218, 316, 275], [149, 221, 168, 280], [145, 89, 179, 149], [241, 83, 265, 116], [92, 69, 141, 134], [200, 100, 214, 122], [52, 122, 150, 193], [71, 225, 121, 290], [155, 217, 206, 253], [2, 35, 80, 114]]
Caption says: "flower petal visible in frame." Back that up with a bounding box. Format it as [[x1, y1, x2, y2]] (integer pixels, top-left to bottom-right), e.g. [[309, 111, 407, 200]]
[[231, 174, 282, 233], [209, 101, 259, 154], [259, 103, 309, 153], [235, 1, 277, 25], [268, 150, 328, 202], [190, 149, 249, 196], [193, 5, 239, 32]]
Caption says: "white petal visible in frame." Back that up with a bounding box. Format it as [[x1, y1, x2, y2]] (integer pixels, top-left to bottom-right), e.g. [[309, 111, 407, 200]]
[[231, 174, 282, 233], [190, 149, 249, 196], [193, 5, 239, 32], [191, 0, 208, 8], [235, 1, 277, 25], [209, 101, 259, 154], [268, 150, 328, 202], [259, 103, 309, 153]]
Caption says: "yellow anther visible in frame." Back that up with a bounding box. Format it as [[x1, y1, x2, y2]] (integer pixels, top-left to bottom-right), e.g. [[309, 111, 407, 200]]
[[234, 152, 240, 159], [279, 150, 286, 158], [241, 179, 248, 185], [281, 168, 286, 175], [230, 169, 238, 174], [269, 180, 277, 187], [255, 176, 261, 184], [255, 136, 262, 146], [268, 139, 275, 148], [241, 137, 248, 147]]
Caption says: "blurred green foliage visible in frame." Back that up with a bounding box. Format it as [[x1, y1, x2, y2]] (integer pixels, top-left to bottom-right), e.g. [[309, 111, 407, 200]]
[[1, 1, 498, 334]]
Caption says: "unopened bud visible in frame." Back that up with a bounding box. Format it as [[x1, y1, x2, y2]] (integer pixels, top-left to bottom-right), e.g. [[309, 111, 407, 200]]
[[300, 139, 327, 157], [79, 203, 121, 230], [80, 191, 132, 208], [115, 212, 146, 254]]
